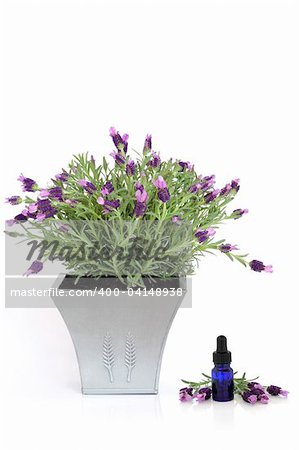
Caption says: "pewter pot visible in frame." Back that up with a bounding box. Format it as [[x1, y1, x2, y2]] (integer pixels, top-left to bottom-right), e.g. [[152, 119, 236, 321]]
[[51, 275, 186, 394]]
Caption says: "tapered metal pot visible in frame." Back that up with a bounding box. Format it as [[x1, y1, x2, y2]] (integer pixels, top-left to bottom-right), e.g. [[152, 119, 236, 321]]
[[51, 275, 186, 394]]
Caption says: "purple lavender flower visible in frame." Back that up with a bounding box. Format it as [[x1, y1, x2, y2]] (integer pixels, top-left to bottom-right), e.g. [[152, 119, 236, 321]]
[[22, 203, 38, 219], [178, 160, 193, 171], [97, 196, 120, 214], [134, 202, 147, 217], [219, 243, 239, 253], [110, 150, 126, 165], [23, 260, 43, 276], [172, 215, 182, 224], [195, 227, 216, 243], [39, 189, 50, 198], [14, 213, 28, 222], [249, 260, 273, 273], [153, 176, 167, 189], [204, 189, 220, 203], [49, 187, 63, 201], [195, 393, 206, 402], [158, 188, 170, 203], [179, 387, 193, 402], [55, 172, 69, 182], [242, 391, 258, 404], [135, 189, 148, 203], [135, 182, 145, 192], [36, 199, 57, 220], [105, 199, 120, 209], [153, 176, 170, 203], [267, 385, 289, 397], [189, 183, 201, 193], [200, 175, 215, 191], [101, 181, 114, 196], [126, 159, 135, 176], [250, 387, 266, 398], [78, 179, 96, 194], [233, 208, 248, 219], [134, 189, 148, 217], [148, 152, 161, 168], [220, 183, 232, 196], [231, 178, 240, 192], [260, 394, 270, 404], [109, 127, 129, 153], [5, 196, 22, 205], [18, 174, 37, 192], [197, 387, 212, 400], [143, 134, 152, 152], [279, 390, 290, 397]]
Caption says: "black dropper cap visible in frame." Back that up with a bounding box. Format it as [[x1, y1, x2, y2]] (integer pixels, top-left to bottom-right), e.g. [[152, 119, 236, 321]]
[[213, 335, 232, 364]]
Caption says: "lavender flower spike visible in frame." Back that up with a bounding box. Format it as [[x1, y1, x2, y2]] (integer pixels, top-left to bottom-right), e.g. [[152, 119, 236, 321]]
[[110, 150, 126, 165], [134, 202, 147, 217], [158, 188, 170, 203], [259, 394, 270, 404], [126, 159, 135, 176], [148, 152, 161, 168], [219, 243, 239, 253], [233, 208, 249, 219], [78, 179, 96, 194], [143, 134, 152, 152], [135, 189, 148, 203], [55, 172, 69, 182], [179, 387, 193, 402], [109, 127, 129, 153], [220, 183, 232, 196], [18, 174, 37, 192], [101, 181, 114, 196], [242, 391, 258, 404], [97, 196, 120, 214], [23, 260, 43, 277], [5, 196, 22, 205], [267, 385, 289, 397], [195, 227, 216, 243], [153, 176, 170, 202], [153, 176, 167, 189], [200, 175, 215, 191], [249, 260, 273, 273], [178, 160, 193, 171], [231, 178, 240, 192], [134, 188, 148, 217], [204, 189, 220, 203]]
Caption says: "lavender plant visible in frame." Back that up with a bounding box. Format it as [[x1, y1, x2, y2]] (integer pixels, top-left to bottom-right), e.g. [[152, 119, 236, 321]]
[[5, 127, 272, 286]]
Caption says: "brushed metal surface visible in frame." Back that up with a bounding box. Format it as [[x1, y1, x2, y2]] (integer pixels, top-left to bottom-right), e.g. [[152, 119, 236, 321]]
[[51, 275, 186, 394]]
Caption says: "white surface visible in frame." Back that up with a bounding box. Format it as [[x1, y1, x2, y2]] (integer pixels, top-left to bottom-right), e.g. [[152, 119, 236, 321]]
[[1, 0, 299, 449]]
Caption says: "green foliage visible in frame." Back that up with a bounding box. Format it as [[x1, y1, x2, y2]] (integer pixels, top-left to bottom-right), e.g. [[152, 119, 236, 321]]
[[7, 143, 253, 286]]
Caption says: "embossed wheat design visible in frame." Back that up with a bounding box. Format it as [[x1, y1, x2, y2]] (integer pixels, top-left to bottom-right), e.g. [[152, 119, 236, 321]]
[[125, 332, 136, 383], [103, 332, 115, 382]]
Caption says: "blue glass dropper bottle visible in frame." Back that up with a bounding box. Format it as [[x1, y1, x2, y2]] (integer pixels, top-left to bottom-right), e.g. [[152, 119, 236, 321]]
[[212, 335, 234, 402]]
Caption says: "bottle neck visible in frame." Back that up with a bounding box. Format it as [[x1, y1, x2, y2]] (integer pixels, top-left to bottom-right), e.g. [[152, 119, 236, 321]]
[[214, 363, 231, 369]]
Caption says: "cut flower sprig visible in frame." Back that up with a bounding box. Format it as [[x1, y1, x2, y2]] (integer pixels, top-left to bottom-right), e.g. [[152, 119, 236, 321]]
[[180, 373, 289, 404]]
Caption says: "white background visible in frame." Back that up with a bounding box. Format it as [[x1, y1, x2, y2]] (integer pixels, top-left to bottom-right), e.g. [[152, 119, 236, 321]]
[[1, 0, 299, 449]]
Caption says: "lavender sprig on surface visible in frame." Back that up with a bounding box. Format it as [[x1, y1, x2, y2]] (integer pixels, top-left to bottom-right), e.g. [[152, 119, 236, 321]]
[[180, 373, 289, 405]]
